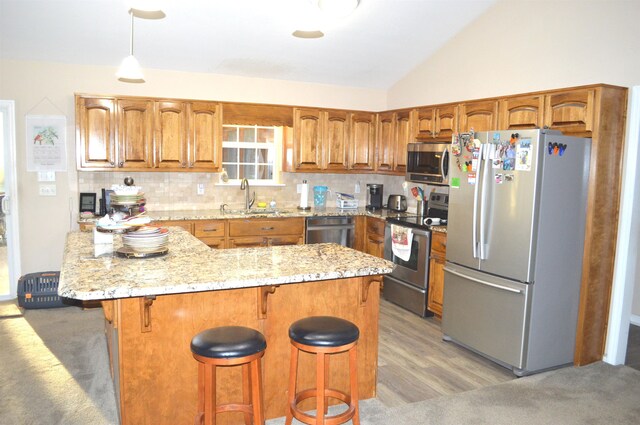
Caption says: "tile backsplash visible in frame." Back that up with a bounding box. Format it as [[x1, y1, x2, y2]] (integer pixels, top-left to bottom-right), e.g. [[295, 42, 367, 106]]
[[78, 171, 447, 212]]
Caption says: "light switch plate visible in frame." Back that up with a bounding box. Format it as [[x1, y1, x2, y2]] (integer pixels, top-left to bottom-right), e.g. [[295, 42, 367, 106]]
[[37, 171, 56, 182], [296, 184, 302, 194], [197, 184, 205, 195], [39, 184, 56, 196]]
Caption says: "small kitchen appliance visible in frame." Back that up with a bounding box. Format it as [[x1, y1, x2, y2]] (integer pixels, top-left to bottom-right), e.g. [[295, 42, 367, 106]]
[[406, 142, 450, 185], [387, 195, 407, 212], [366, 184, 383, 210]]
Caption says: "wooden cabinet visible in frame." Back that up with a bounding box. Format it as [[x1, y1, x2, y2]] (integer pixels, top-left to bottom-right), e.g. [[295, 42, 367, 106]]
[[154, 100, 188, 169], [415, 105, 458, 141], [292, 108, 323, 171], [394, 109, 414, 173], [499, 95, 544, 130], [116, 99, 154, 169], [544, 88, 595, 135], [228, 217, 304, 248], [427, 231, 447, 317], [76, 96, 116, 169], [188, 102, 223, 171], [349, 112, 376, 171], [323, 110, 350, 171], [364, 217, 385, 258], [153, 220, 194, 234], [376, 112, 395, 172], [193, 220, 226, 249], [458, 100, 498, 133], [414, 107, 436, 139]]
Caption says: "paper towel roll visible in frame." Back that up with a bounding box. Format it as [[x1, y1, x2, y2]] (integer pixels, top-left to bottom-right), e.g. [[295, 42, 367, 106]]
[[300, 180, 309, 208]]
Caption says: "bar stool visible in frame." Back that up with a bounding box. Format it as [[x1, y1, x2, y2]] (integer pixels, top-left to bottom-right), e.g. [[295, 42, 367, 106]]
[[285, 316, 360, 425], [191, 326, 266, 425]]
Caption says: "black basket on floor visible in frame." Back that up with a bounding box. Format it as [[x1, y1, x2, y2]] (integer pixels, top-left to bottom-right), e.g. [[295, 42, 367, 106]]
[[17, 271, 68, 309]]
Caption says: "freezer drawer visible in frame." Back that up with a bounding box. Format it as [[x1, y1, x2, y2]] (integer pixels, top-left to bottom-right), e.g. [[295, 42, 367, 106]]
[[382, 275, 431, 317], [441, 263, 530, 369]]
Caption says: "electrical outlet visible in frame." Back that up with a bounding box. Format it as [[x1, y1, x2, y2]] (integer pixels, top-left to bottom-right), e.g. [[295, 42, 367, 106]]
[[37, 171, 56, 182], [39, 184, 56, 196], [197, 184, 205, 195], [296, 184, 302, 194], [355, 181, 361, 194]]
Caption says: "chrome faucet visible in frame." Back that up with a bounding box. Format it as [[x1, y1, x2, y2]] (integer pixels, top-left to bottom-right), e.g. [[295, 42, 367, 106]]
[[240, 178, 255, 210]]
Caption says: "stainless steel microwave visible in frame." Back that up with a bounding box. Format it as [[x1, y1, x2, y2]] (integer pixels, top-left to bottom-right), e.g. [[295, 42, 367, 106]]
[[406, 142, 449, 185]]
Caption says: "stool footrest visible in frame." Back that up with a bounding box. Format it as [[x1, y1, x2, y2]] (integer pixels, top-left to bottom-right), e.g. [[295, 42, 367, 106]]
[[290, 388, 355, 425], [217, 403, 253, 415]]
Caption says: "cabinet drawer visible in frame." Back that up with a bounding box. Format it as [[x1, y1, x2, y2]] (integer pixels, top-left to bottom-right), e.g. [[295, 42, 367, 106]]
[[228, 218, 304, 237], [194, 220, 226, 237], [431, 231, 447, 255], [366, 217, 385, 237], [154, 220, 193, 234]]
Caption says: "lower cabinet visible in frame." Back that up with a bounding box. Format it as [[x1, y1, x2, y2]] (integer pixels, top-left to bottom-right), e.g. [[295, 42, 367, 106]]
[[227, 217, 304, 248], [364, 216, 385, 258], [193, 220, 226, 249], [428, 231, 447, 317]]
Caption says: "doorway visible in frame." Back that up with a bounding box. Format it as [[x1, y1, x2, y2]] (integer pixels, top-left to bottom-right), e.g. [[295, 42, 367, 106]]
[[0, 100, 21, 300]]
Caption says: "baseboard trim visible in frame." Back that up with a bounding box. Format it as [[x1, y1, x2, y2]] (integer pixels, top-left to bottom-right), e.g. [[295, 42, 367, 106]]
[[631, 314, 640, 327]]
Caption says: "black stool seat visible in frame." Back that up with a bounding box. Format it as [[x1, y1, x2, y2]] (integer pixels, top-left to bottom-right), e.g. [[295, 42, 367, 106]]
[[289, 316, 359, 347], [191, 326, 266, 359]]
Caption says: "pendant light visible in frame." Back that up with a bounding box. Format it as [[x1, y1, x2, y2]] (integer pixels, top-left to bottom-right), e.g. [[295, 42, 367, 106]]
[[116, 6, 165, 83], [117, 10, 145, 83]]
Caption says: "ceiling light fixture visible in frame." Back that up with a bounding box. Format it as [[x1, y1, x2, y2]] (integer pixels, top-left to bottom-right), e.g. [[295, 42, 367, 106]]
[[292, 0, 359, 39], [116, 6, 165, 83]]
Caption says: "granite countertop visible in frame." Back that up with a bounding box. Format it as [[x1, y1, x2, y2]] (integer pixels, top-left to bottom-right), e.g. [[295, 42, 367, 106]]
[[58, 228, 394, 301]]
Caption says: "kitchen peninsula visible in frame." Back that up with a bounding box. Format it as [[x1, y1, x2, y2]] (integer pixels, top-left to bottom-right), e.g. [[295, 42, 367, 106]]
[[58, 228, 393, 425]]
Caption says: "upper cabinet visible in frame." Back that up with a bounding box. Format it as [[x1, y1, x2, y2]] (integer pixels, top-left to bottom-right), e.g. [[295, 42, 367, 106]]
[[458, 100, 498, 133], [393, 109, 414, 173], [498, 95, 544, 130], [544, 88, 595, 135], [76, 95, 222, 171], [293, 108, 323, 171], [415, 105, 457, 141], [376, 112, 395, 172], [323, 110, 350, 171], [117, 99, 154, 169], [349, 112, 376, 171], [76, 96, 116, 169]]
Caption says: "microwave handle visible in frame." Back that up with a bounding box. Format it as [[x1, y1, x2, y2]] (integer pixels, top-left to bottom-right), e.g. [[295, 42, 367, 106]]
[[441, 147, 449, 181]]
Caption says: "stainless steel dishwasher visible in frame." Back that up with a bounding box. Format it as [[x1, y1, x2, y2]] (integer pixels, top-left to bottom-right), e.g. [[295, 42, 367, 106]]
[[305, 217, 355, 248]]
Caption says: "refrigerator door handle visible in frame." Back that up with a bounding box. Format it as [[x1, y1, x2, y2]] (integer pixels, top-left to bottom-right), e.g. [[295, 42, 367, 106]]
[[479, 144, 494, 260], [472, 144, 484, 259], [444, 266, 523, 294]]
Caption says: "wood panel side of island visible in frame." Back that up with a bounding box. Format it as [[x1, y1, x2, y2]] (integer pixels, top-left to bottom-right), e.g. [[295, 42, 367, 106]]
[[110, 276, 382, 425]]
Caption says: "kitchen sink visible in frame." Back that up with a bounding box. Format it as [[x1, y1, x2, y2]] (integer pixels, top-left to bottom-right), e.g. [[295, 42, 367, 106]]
[[223, 209, 293, 216]]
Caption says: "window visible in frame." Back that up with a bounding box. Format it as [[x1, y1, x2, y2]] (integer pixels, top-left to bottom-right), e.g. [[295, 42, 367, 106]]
[[222, 125, 281, 183]]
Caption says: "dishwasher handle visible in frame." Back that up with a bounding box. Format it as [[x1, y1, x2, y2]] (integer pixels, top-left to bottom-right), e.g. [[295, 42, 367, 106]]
[[443, 266, 523, 294], [306, 224, 355, 231]]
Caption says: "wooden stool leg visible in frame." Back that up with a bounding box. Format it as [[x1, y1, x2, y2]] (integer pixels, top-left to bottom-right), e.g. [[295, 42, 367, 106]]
[[349, 346, 360, 425], [316, 352, 326, 425], [242, 363, 252, 425], [324, 354, 330, 414], [251, 358, 265, 424], [285, 344, 298, 425], [195, 362, 205, 425], [204, 363, 216, 425]]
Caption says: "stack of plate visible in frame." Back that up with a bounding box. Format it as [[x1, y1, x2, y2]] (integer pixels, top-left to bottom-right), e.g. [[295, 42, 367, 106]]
[[111, 192, 146, 206], [121, 226, 169, 255]]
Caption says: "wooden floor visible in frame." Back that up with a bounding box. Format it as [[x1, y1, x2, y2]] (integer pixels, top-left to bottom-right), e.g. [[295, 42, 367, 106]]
[[376, 299, 514, 408], [625, 324, 640, 372]]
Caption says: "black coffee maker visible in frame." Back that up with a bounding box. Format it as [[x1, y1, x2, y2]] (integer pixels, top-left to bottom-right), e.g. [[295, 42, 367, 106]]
[[366, 184, 383, 210]]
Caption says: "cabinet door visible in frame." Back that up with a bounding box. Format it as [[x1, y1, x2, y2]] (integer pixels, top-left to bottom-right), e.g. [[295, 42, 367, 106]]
[[427, 256, 445, 316], [499, 95, 544, 130], [349, 112, 376, 171], [435, 105, 457, 140], [458, 100, 498, 133], [394, 109, 414, 173], [76, 97, 116, 169], [197, 237, 226, 249], [376, 112, 395, 172], [228, 236, 267, 248], [293, 108, 323, 171], [544, 88, 595, 135], [365, 233, 385, 259], [323, 110, 349, 171], [116, 99, 154, 169], [155, 101, 188, 169], [415, 107, 435, 140], [153, 220, 194, 234], [188, 102, 222, 171]]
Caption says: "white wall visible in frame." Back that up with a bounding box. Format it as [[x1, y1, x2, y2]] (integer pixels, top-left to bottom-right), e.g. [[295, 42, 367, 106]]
[[0, 59, 385, 276], [387, 0, 640, 318], [387, 0, 640, 108]]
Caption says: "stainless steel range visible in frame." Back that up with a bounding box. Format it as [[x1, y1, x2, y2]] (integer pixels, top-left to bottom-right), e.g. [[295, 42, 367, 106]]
[[383, 193, 448, 317]]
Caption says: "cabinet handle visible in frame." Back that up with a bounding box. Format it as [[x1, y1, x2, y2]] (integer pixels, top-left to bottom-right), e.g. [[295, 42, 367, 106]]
[[110, 161, 115, 166], [261, 227, 275, 231], [181, 162, 187, 168], [202, 228, 219, 232], [118, 161, 124, 167], [189, 161, 194, 167]]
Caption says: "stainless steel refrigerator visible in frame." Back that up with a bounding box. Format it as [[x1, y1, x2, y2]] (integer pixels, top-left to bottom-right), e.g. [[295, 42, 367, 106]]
[[442, 129, 590, 376]]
